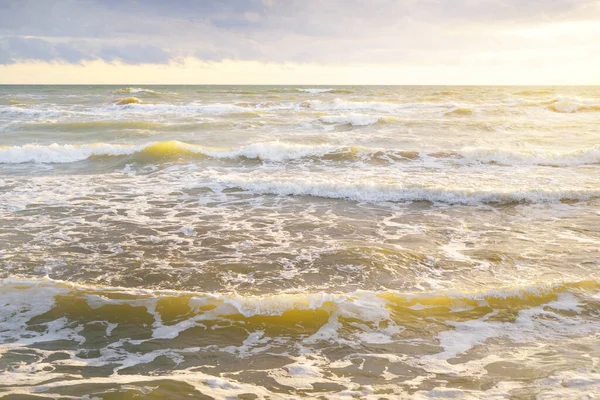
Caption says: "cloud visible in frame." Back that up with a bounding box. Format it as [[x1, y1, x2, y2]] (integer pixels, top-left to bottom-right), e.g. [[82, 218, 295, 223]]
[[0, 0, 598, 65], [97, 45, 170, 64], [6, 37, 57, 62], [0, 36, 169, 65], [0, 37, 89, 64]]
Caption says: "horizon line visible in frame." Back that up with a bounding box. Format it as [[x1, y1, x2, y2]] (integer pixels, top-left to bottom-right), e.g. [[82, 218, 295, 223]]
[[1, 83, 598, 87]]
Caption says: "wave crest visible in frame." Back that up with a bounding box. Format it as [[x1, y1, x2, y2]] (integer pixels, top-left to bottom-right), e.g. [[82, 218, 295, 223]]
[[319, 114, 380, 126], [459, 146, 600, 167], [222, 176, 600, 204], [1, 277, 597, 330], [114, 87, 160, 95], [2, 142, 600, 167], [445, 107, 473, 116], [548, 101, 600, 113], [298, 88, 334, 93], [114, 97, 142, 105]]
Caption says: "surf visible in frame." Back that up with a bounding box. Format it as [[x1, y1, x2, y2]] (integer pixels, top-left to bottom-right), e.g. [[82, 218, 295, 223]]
[[2, 277, 597, 332], [2, 141, 600, 168], [218, 175, 600, 204]]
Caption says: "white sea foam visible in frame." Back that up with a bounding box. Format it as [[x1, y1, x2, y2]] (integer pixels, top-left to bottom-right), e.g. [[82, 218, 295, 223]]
[[544, 96, 600, 113], [534, 369, 600, 399], [306, 98, 402, 112], [103, 99, 459, 115], [0, 143, 143, 163], [319, 114, 380, 126], [115, 102, 250, 114], [0, 105, 86, 119], [204, 141, 345, 161], [3, 141, 600, 168], [114, 87, 160, 95], [459, 146, 600, 167], [430, 291, 593, 361], [219, 176, 600, 204], [6, 95, 597, 125], [0, 141, 346, 164]]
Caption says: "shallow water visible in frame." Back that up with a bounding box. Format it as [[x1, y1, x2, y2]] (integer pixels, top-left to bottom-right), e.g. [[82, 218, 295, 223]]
[[1, 85, 600, 398]]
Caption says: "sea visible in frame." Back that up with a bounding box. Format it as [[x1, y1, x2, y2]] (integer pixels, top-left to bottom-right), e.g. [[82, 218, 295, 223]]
[[1, 85, 599, 399]]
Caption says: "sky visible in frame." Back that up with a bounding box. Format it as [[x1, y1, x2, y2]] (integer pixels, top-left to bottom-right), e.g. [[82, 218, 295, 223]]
[[0, 0, 599, 84]]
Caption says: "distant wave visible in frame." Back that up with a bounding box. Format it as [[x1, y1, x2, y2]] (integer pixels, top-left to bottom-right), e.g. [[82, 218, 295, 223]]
[[113, 102, 251, 114], [111, 99, 418, 114], [295, 88, 355, 94], [3, 96, 598, 120], [105, 96, 596, 114], [296, 88, 355, 94], [114, 97, 142, 105], [20, 120, 164, 131], [458, 146, 600, 167], [0, 143, 148, 164], [484, 96, 599, 113], [445, 107, 473, 116], [298, 88, 334, 93], [7, 99, 29, 105], [319, 114, 380, 126], [319, 114, 403, 126], [2, 141, 599, 167], [113, 87, 160, 95], [514, 89, 554, 96], [0, 100, 459, 119], [222, 177, 600, 204], [547, 100, 600, 114], [16, 119, 234, 133], [305, 99, 418, 112], [306, 96, 600, 114], [206, 142, 354, 162], [0, 141, 350, 164]]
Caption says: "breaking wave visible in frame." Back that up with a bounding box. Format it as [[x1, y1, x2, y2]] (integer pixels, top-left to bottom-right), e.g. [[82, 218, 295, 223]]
[[2, 276, 598, 398], [445, 107, 474, 116], [548, 101, 600, 113], [4, 95, 599, 121], [115, 102, 250, 114], [458, 146, 600, 167], [298, 88, 334, 93], [0, 141, 344, 164], [113, 87, 160, 95], [319, 114, 380, 126], [2, 141, 600, 167], [2, 277, 597, 333], [221, 177, 600, 204], [114, 97, 142, 105], [514, 89, 554, 96]]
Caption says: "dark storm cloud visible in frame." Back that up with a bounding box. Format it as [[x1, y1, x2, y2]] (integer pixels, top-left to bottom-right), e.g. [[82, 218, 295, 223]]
[[0, 0, 597, 64]]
